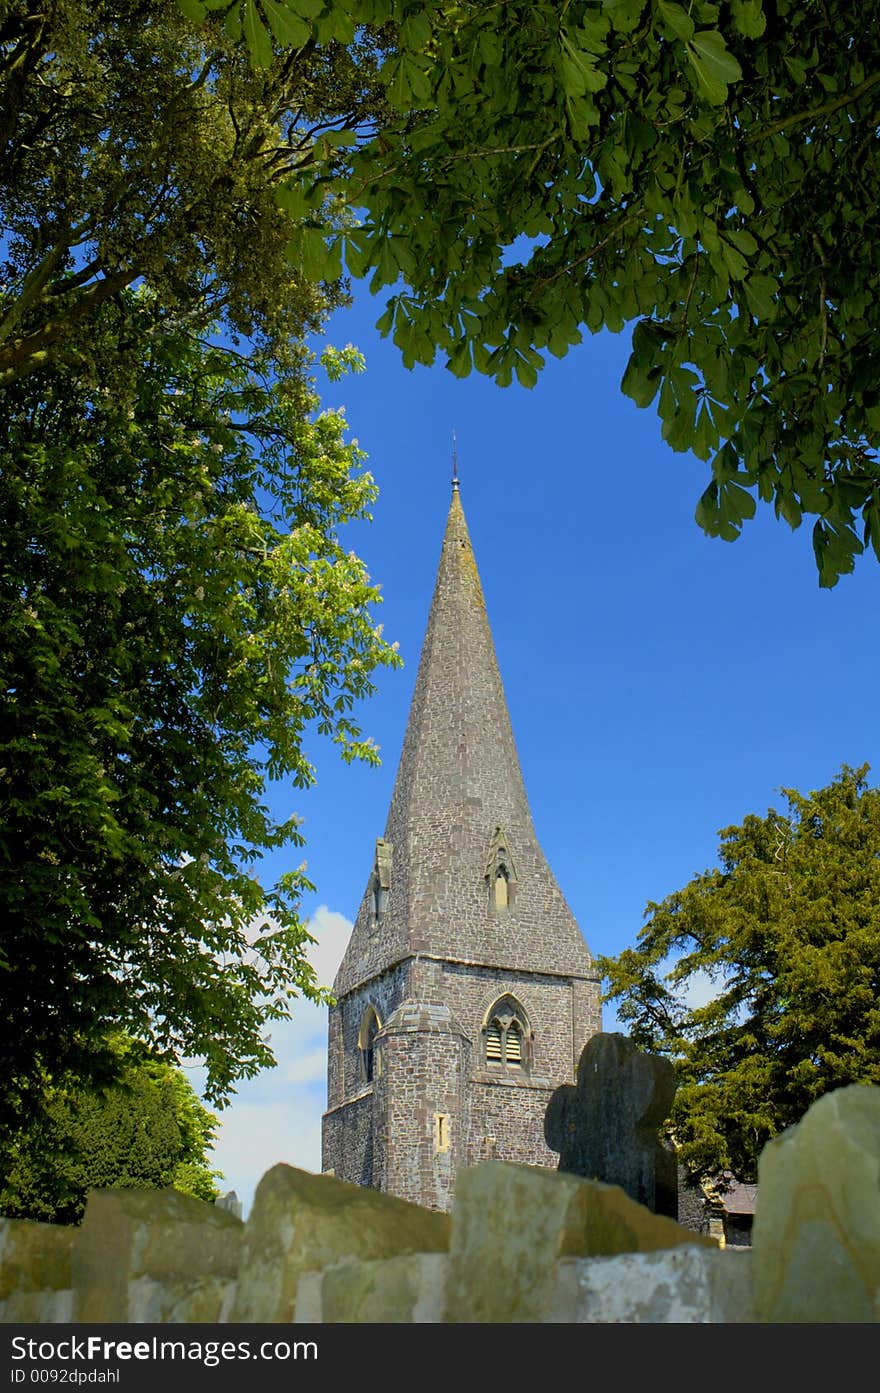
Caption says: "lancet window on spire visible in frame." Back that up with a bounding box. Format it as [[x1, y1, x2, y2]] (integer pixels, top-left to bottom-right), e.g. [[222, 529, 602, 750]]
[[482, 996, 531, 1072], [485, 826, 517, 912]]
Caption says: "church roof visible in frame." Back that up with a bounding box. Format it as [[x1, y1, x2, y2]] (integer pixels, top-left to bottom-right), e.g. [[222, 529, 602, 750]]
[[334, 483, 595, 995]]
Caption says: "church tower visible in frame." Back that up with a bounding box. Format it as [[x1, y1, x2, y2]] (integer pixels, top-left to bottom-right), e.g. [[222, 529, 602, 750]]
[[322, 480, 601, 1210]]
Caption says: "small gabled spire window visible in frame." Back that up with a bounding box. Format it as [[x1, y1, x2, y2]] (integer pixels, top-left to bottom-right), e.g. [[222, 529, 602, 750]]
[[370, 838, 392, 927], [485, 827, 517, 912]]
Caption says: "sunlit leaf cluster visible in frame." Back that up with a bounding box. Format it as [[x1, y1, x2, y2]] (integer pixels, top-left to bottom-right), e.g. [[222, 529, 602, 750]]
[[1, 0, 401, 1130], [180, 0, 880, 584], [0, 298, 399, 1124]]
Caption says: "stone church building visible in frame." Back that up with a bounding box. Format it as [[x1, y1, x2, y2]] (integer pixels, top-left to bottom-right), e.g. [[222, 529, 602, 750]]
[[322, 481, 602, 1210]]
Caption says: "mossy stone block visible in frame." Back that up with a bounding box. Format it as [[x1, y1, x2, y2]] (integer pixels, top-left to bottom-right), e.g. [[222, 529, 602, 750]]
[[446, 1161, 715, 1323], [753, 1085, 880, 1322], [232, 1165, 449, 1322]]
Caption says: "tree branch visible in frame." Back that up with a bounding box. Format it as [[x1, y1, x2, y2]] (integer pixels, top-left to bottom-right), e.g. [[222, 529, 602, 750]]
[[0, 268, 140, 384], [748, 72, 880, 144]]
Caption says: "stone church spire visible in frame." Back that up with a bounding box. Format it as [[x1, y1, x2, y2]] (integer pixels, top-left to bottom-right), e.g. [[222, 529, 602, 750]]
[[324, 482, 601, 1208], [334, 484, 593, 995]]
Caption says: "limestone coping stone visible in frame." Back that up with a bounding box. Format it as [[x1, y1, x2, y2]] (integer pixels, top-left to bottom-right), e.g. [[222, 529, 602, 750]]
[[74, 1188, 243, 1324], [753, 1083, 880, 1322], [553, 1247, 754, 1323], [297, 1253, 449, 1323], [446, 1161, 715, 1323], [231, 1164, 450, 1323], [0, 1219, 75, 1323]]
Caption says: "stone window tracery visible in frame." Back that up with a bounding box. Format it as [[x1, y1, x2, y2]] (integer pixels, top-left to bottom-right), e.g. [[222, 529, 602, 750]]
[[482, 995, 531, 1072]]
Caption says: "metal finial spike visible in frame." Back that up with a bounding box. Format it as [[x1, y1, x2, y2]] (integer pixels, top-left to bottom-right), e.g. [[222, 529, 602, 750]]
[[452, 430, 460, 492]]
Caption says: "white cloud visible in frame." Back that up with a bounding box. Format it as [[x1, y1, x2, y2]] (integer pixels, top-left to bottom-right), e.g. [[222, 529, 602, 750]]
[[198, 904, 351, 1218], [679, 968, 721, 1011], [303, 904, 352, 985]]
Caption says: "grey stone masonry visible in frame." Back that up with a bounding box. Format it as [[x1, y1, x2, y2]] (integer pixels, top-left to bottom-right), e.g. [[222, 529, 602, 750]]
[[322, 485, 601, 1208], [334, 486, 596, 995]]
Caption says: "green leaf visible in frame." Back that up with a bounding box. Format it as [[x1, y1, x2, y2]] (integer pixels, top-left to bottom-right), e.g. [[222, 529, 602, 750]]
[[784, 54, 808, 84], [657, 1, 695, 41], [175, 0, 206, 21], [621, 352, 662, 408], [223, 3, 242, 39], [315, 6, 356, 43], [513, 352, 539, 388], [260, 0, 310, 48], [695, 480, 720, 533], [743, 273, 778, 321], [400, 12, 433, 49], [725, 228, 758, 256], [602, 0, 647, 35], [720, 237, 749, 280], [693, 401, 717, 460], [274, 180, 311, 218], [722, 479, 756, 522], [289, 226, 342, 282], [242, 1, 273, 67], [730, 0, 766, 38], [686, 31, 743, 105], [776, 490, 803, 530], [864, 497, 880, 563], [560, 33, 608, 97]]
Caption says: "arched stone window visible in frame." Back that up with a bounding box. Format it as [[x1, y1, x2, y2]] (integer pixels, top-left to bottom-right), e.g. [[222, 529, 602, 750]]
[[482, 996, 531, 1072], [358, 1005, 382, 1083]]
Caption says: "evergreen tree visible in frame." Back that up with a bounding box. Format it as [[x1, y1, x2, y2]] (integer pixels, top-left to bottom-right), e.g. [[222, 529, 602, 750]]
[[600, 765, 880, 1180]]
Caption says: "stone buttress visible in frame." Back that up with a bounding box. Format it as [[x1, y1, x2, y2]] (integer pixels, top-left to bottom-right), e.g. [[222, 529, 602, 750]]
[[322, 482, 601, 1210]]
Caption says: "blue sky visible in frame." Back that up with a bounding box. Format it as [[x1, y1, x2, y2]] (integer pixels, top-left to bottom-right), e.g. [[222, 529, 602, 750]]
[[198, 281, 880, 1214]]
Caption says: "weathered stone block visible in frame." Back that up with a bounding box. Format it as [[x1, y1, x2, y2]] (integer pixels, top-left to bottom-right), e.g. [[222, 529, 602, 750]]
[[297, 1253, 448, 1323], [545, 1032, 677, 1215], [0, 1219, 75, 1323], [554, 1247, 753, 1323], [446, 1161, 715, 1323], [232, 1164, 450, 1322], [753, 1084, 880, 1322], [74, 1189, 243, 1323]]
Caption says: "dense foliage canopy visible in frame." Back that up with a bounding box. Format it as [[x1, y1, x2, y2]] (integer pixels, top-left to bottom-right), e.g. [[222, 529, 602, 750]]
[[0, 292, 399, 1132], [599, 766, 880, 1181], [0, 1039, 221, 1225], [0, 0, 401, 1135], [0, 0, 387, 383], [182, 0, 880, 585]]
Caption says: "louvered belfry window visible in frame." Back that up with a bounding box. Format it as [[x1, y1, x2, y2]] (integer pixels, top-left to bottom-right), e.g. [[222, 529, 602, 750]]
[[484, 998, 529, 1070], [506, 1022, 523, 1066]]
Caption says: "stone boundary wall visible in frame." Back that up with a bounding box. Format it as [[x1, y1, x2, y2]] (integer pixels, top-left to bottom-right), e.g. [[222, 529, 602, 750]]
[[1, 1085, 878, 1324]]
